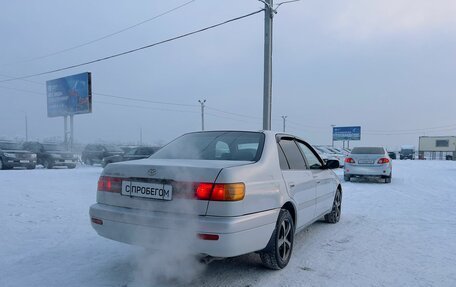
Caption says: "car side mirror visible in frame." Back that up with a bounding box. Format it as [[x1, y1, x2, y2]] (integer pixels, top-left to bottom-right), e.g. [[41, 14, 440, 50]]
[[325, 159, 339, 169]]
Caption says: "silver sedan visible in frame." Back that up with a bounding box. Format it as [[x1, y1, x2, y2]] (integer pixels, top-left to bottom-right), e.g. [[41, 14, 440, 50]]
[[344, 147, 393, 183], [90, 131, 342, 269]]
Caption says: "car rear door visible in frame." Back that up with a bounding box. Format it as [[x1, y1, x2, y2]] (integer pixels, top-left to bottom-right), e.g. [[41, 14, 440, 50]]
[[278, 138, 316, 229]]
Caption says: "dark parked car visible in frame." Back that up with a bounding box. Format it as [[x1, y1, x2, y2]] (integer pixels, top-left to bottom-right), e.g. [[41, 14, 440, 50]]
[[388, 151, 397, 159], [0, 141, 37, 170], [82, 144, 124, 165], [23, 142, 78, 169], [101, 146, 160, 167]]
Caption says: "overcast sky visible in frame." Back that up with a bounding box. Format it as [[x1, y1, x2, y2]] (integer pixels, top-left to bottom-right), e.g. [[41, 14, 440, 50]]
[[1, 0, 455, 149]]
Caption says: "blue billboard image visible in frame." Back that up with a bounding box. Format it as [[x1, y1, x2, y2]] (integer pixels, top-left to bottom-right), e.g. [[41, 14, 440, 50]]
[[46, 72, 92, 117], [333, 126, 361, 141]]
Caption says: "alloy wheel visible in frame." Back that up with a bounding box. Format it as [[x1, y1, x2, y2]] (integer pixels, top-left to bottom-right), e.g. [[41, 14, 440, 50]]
[[278, 219, 292, 261]]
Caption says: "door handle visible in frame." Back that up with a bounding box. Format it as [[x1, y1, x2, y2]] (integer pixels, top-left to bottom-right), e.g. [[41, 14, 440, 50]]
[[289, 183, 295, 188]]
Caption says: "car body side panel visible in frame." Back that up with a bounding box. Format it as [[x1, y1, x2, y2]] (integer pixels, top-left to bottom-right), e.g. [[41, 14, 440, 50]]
[[207, 135, 285, 217], [313, 169, 337, 216], [281, 169, 316, 229]]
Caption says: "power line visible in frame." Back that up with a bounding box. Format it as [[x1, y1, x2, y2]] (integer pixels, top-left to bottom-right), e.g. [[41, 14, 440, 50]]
[[0, 73, 44, 86], [0, 9, 264, 83], [365, 124, 456, 133], [0, 0, 196, 67], [94, 100, 199, 114], [94, 92, 198, 107], [206, 105, 263, 121]]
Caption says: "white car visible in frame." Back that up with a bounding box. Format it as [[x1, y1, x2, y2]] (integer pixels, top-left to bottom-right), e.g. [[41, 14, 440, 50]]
[[314, 145, 345, 167], [344, 147, 393, 183], [90, 131, 342, 269]]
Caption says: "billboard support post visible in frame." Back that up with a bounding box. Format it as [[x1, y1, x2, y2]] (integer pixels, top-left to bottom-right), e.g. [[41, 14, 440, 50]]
[[70, 115, 74, 151], [64, 116, 68, 149]]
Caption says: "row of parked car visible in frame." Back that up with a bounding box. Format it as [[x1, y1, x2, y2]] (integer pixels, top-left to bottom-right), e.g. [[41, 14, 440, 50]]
[[0, 141, 78, 170], [0, 140, 160, 170], [81, 144, 160, 167], [312, 145, 351, 167]]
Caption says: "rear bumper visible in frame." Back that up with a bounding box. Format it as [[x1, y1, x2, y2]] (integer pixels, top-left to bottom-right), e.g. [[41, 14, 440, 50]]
[[3, 159, 36, 168], [51, 159, 77, 166], [89, 203, 279, 258], [344, 164, 391, 177]]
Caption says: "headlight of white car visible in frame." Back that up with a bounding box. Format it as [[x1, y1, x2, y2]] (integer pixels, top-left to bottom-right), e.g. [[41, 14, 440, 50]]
[[31, 154, 37, 159], [4, 152, 16, 158]]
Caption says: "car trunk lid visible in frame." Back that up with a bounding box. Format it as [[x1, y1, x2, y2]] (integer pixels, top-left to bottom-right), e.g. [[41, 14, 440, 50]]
[[99, 158, 251, 215], [351, 154, 384, 165]]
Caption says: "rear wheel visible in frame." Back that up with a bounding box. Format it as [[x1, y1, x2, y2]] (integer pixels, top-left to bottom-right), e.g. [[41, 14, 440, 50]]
[[344, 175, 350, 182], [26, 165, 36, 170], [0, 159, 4, 170], [385, 175, 392, 183], [67, 164, 76, 169], [43, 160, 53, 169], [325, 189, 342, 223], [260, 209, 294, 270]]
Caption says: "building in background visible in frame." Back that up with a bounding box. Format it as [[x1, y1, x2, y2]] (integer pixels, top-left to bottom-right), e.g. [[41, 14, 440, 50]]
[[418, 136, 456, 160]]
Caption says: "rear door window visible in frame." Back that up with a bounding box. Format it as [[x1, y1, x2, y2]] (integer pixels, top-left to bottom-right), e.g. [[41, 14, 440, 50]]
[[277, 144, 290, 170], [278, 139, 307, 170]]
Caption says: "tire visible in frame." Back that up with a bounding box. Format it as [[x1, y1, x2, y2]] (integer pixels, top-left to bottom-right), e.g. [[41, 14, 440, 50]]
[[67, 164, 76, 169], [43, 160, 53, 169], [324, 189, 342, 223], [26, 165, 36, 170], [385, 176, 392, 183], [0, 159, 4, 170], [344, 175, 350, 182], [260, 209, 294, 270]]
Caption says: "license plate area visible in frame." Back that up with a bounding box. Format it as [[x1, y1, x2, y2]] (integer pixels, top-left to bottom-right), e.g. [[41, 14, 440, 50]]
[[358, 160, 374, 164], [121, 180, 172, 201], [20, 160, 30, 163]]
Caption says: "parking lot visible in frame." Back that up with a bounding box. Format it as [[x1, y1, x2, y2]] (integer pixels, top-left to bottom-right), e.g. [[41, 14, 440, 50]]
[[1, 160, 456, 287]]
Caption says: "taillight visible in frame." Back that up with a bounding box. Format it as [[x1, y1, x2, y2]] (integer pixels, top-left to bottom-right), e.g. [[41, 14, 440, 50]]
[[195, 183, 213, 200], [195, 183, 245, 201], [97, 176, 123, 193], [197, 233, 219, 240], [377, 158, 390, 164], [345, 158, 355, 163]]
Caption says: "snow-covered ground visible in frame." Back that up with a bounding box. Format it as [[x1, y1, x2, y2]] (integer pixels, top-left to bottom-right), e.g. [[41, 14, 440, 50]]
[[1, 160, 456, 287]]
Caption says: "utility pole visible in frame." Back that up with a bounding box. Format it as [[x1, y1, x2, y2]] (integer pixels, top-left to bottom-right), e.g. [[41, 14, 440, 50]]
[[139, 127, 143, 145], [198, 99, 206, 131], [281, 115, 287, 132], [331, 124, 336, 147], [263, 0, 273, 130]]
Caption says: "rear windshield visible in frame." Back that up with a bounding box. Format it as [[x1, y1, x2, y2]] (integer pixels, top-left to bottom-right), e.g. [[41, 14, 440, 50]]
[[351, 147, 385, 154], [151, 131, 265, 161], [0, 142, 22, 150], [105, 145, 123, 152], [42, 144, 65, 151]]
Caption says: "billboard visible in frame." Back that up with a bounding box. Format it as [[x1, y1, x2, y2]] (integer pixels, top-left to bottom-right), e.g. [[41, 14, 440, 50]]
[[46, 72, 92, 117], [333, 126, 361, 141]]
